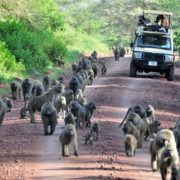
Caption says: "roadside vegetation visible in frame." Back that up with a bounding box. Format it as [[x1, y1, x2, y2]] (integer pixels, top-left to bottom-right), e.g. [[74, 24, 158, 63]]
[[0, 0, 179, 82]]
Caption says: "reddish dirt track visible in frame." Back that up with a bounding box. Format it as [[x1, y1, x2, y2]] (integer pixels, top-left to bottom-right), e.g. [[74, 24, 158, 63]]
[[1, 55, 180, 180]]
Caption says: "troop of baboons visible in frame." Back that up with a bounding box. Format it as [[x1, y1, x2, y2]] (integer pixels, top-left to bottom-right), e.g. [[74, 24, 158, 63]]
[[120, 104, 180, 179], [1, 49, 180, 179]]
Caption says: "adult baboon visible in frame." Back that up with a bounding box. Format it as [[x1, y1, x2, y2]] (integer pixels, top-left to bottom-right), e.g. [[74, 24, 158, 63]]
[[0, 99, 6, 126], [21, 78, 33, 100], [92, 63, 99, 78], [120, 47, 126, 57], [59, 123, 78, 157], [123, 121, 140, 147], [144, 120, 161, 140], [91, 51, 97, 60], [171, 165, 180, 180], [10, 80, 22, 100], [28, 84, 64, 124], [43, 75, 51, 91], [100, 62, 107, 77], [32, 80, 44, 96], [150, 129, 175, 172], [69, 76, 80, 94], [72, 63, 78, 75], [173, 119, 180, 154], [160, 133, 179, 180], [90, 121, 99, 141], [124, 134, 137, 157], [41, 102, 57, 135], [54, 95, 66, 118], [84, 131, 93, 146], [58, 76, 64, 84], [75, 89, 87, 105], [112, 46, 120, 61], [64, 112, 76, 126], [3, 97, 13, 112], [146, 105, 156, 122], [85, 101, 96, 127], [51, 79, 59, 86], [63, 89, 74, 106]]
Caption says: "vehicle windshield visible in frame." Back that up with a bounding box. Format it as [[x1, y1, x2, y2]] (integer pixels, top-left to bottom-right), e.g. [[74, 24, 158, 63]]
[[136, 35, 171, 50]]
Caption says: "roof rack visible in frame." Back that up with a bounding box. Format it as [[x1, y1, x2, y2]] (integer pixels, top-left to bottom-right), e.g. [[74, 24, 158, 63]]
[[143, 10, 173, 16]]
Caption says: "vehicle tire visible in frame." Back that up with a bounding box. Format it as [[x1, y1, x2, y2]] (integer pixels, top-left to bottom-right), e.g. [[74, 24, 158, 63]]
[[129, 62, 137, 77], [167, 67, 175, 81]]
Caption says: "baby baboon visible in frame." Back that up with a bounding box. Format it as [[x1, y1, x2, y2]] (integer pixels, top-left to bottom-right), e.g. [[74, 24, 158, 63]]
[[90, 121, 99, 141], [84, 131, 93, 146], [41, 102, 57, 135], [54, 95, 66, 118], [43, 75, 51, 91], [19, 95, 31, 119], [59, 124, 78, 157], [160, 134, 179, 180], [58, 76, 64, 84], [123, 121, 140, 147], [144, 120, 161, 140], [171, 165, 180, 180], [3, 97, 13, 112], [21, 78, 33, 100], [32, 80, 44, 96], [101, 62, 107, 77], [75, 89, 87, 106], [64, 112, 76, 126], [10, 80, 22, 100], [150, 129, 175, 172], [0, 99, 6, 126], [124, 134, 137, 157], [28, 84, 64, 124]]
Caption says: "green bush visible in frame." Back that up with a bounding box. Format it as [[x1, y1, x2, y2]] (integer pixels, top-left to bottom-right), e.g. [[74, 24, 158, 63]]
[[0, 41, 25, 81]]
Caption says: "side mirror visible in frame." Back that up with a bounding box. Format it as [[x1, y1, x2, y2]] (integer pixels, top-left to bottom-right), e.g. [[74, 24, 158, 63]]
[[130, 42, 134, 48]]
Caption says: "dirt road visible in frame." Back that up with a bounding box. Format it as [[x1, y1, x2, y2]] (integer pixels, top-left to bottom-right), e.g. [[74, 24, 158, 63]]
[[1, 55, 180, 180]]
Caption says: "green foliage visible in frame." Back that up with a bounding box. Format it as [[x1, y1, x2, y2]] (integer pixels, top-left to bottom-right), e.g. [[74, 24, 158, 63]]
[[0, 41, 25, 81]]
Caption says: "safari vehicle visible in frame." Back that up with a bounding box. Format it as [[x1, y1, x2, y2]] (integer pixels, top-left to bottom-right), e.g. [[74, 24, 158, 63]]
[[130, 10, 175, 81]]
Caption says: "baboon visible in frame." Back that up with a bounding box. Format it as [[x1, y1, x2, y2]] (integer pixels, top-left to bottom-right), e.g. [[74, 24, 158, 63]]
[[28, 84, 64, 124], [171, 165, 180, 180], [0, 99, 6, 126], [69, 76, 80, 94], [51, 79, 59, 86], [72, 63, 78, 75], [75, 89, 87, 105], [173, 119, 180, 154], [124, 134, 137, 157], [87, 69, 94, 85], [41, 102, 57, 135], [43, 75, 51, 91], [85, 101, 96, 127], [63, 89, 74, 106], [120, 47, 126, 57], [32, 80, 44, 96], [144, 120, 161, 140], [69, 100, 86, 129], [3, 97, 13, 112], [150, 129, 175, 172], [91, 51, 97, 60], [84, 131, 93, 146], [58, 75, 64, 84], [57, 59, 65, 67], [19, 95, 31, 119], [146, 105, 156, 122], [64, 112, 76, 126], [90, 121, 99, 141], [92, 63, 99, 78], [112, 46, 120, 61], [160, 134, 179, 180], [59, 124, 78, 157], [54, 95, 66, 118], [123, 121, 140, 147], [10, 80, 22, 100], [21, 78, 33, 100], [100, 62, 107, 77]]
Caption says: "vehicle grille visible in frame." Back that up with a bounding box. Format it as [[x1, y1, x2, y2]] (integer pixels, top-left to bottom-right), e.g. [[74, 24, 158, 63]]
[[143, 53, 164, 62]]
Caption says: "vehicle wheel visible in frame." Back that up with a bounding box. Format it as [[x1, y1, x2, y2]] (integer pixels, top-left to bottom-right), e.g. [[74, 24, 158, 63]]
[[129, 62, 137, 77], [167, 67, 175, 81]]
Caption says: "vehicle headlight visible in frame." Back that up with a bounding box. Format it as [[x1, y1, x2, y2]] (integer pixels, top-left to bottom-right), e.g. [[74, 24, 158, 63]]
[[164, 55, 174, 62], [134, 52, 143, 59]]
